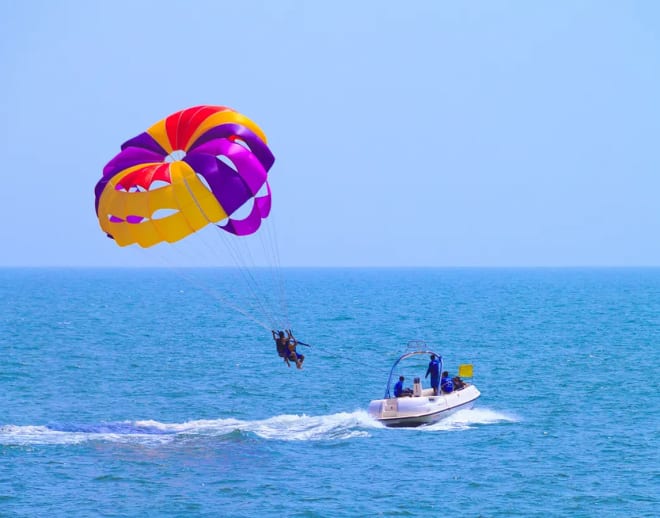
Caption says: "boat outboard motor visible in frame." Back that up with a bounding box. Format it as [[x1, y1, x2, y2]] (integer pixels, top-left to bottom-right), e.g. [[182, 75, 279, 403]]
[[413, 377, 422, 397]]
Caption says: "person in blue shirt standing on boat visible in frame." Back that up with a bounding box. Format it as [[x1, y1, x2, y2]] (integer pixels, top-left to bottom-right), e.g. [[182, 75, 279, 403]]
[[425, 354, 441, 395], [441, 371, 454, 393]]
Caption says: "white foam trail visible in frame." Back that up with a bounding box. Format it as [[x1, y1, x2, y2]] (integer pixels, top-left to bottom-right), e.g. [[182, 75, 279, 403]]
[[246, 410, 378, 441], [0, 408, 515, 445], [0, 425, 135, 446], [134, 410, 380, 441], [420, 407, 518, 432], [0, 411, 379, 446]]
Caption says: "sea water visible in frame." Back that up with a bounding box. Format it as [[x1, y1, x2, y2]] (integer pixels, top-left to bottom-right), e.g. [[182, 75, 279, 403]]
[[0, 268, 658, 517]]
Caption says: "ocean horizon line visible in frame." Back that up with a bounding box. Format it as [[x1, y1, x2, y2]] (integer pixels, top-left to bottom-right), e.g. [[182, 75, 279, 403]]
[[1, 265, 659, 270]]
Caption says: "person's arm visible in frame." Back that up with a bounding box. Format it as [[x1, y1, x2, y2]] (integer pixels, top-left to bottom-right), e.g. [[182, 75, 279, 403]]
[[287, 330, 298, 346]]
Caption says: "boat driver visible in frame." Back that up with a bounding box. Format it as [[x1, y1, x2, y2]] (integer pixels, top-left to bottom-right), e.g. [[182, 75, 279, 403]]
[[393, 376, 414, 397]]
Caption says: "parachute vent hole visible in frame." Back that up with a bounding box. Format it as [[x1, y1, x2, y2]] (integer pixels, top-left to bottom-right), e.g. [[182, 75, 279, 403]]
[[255, 183, 269, 197], [217, 155, 238, 172], [151, 208, 179, 220], [165, 150, 187, 163], [149, 180, 171, 190], [126, 215, 144, 224], [196, 174, 212, 191], [230, 197, 255, 220], [232, 138, 251, 151]]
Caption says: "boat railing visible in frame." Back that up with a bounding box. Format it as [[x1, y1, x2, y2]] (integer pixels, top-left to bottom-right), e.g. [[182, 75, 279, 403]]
[[405, 340, 428, 352], [383, 347, 442, 399]]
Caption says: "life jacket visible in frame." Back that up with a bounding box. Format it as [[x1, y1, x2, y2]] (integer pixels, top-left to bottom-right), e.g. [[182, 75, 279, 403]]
[[276, 338, 288, 358], [441, 377, 454, 393]]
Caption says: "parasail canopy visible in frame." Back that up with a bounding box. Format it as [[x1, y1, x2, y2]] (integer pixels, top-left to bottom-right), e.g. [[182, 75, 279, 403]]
[[94, 105, 275, 247]]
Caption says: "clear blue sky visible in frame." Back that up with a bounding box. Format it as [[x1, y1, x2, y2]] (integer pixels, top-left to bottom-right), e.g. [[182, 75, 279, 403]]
[[1, 0, 658, 267]]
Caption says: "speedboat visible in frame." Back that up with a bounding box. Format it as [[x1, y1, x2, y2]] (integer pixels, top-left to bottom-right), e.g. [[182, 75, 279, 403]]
[[368, 341, 481, 427]]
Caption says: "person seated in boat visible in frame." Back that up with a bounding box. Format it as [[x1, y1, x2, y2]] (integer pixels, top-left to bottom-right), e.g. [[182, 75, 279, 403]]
[[425, 354, 441, 395], [441, 371, 454, 393], [452, 375, 466, 390], [393, 376, 413, 397], [285, 329, 304, 369]]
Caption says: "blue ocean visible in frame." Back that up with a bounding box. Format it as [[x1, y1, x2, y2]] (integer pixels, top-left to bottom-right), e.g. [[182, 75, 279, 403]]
[[1, 268, 658, 517]]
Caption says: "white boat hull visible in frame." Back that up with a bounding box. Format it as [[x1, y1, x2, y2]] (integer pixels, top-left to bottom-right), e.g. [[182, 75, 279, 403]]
[[368, 385, 481, 428]]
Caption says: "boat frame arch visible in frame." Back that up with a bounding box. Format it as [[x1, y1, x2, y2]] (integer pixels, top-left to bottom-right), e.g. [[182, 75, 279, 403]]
[[383, 341, 443, 399]]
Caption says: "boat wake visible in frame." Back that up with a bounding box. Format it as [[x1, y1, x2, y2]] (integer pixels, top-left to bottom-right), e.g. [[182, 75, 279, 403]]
[[420, 407, 518, 432], [0, 411, 376, 446], [0, 408, 514, 446]]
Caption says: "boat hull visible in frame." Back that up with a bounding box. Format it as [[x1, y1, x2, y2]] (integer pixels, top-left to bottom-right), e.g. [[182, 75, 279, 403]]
[[368, 385, 481, 428]]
